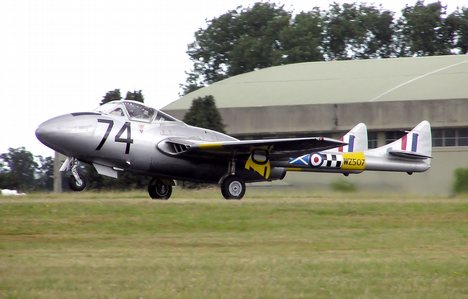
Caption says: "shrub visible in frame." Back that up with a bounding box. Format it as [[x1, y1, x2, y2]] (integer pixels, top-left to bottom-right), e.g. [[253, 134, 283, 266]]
[[453, 168, 468, 194], [331, 179, 357, 192]]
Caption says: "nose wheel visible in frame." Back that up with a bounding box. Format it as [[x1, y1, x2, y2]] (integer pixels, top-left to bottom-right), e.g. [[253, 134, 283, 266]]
[[69, 174, 87, 191], [68, 158, 87, 191], [148, 178, 172, 200], [221, 176, 245, 200]]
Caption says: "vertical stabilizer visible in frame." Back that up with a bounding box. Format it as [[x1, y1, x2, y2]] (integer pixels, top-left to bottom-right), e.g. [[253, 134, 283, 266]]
[[368, 121, 432, 159], [334, 123, 368, 153]]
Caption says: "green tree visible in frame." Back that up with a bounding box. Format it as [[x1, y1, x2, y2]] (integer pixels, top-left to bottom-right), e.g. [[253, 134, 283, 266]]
[[453, 168, 468, 193], [35, 155, 54, 191], [184, 3, 291, 91], [279, 9, 324, 63], [358, 5, 396, 58], [0, 158, 8, 189], [398, 1, 451, 56], [182, 1, 467, 93], [228, 3, 290, 75], [125, 90, 145, 103], [446, 7, 468, 54], [183, 95, 225, 133], [322, 3, 395, 60], [183, 2, 400, 90], [100, 89, 122, 105], [0, 147, 38, 191]]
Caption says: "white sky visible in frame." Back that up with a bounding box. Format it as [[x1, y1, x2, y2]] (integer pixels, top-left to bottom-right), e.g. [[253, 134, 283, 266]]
[[0, 0, 465, 157]]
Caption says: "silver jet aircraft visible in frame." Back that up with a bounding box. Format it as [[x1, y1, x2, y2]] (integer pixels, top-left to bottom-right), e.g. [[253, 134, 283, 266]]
[[36, 100, 432, 199]]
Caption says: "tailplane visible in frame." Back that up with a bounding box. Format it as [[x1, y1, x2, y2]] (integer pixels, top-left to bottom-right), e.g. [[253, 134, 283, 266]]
[[286, 121, 431, 174], [369, 120, 432, 160]]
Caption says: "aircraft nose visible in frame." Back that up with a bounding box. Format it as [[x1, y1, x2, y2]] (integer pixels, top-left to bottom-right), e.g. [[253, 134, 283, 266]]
[[35, 120, 51, 141], [35, 117, 64, 151], [36, 113, 98, 155]]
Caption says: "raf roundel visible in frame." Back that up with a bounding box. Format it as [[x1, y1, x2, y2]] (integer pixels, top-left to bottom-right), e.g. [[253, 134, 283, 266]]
[[310, 153, 323, 167]]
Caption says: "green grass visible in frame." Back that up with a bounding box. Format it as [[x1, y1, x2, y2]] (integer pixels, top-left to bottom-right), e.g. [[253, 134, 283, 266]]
[[0, 189, 467, 298]]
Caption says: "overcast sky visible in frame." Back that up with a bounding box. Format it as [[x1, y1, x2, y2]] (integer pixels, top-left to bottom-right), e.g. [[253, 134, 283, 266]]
[[1, 0, 466, 157]]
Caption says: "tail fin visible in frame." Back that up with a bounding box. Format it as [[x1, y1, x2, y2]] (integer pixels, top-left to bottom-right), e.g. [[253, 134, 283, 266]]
[[369, 121, 432, 160], [334, 123, 368, 153]]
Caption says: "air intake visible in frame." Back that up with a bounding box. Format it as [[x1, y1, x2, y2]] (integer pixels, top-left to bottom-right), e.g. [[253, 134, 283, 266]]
[[157, 140, 190, 155]]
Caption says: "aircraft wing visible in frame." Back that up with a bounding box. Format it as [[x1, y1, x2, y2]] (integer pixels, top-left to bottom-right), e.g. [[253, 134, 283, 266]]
[[159, 137, 347, 158]]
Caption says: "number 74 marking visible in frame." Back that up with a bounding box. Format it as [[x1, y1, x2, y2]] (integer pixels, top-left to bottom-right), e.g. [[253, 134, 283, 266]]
[[96, 119, 133, 154]]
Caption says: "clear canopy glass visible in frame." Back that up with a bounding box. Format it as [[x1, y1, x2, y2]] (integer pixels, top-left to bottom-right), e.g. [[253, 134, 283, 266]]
[[95, 101, 178, 123]]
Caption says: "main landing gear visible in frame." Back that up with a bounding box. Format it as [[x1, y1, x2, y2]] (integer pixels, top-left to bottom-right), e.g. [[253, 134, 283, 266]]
[[220, 176, 246, 200], [219, 158, 246, 200], [63, 158, 246, 200], [148, 178, 173, 200]]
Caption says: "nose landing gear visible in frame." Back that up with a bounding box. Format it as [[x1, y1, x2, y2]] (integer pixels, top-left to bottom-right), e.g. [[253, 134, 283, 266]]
[[67, 157, 88, 191], [69, 174, 88, 191]]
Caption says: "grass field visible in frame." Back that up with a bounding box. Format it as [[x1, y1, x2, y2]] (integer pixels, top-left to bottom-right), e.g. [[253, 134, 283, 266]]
[[0, 188, 467, 298]]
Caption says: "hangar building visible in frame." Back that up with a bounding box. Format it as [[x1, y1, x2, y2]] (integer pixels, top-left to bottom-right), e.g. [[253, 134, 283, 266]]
[[163, 55, 468, 194]]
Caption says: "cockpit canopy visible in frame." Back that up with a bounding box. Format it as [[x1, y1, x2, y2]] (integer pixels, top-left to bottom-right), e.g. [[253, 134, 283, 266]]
[[95, 100, 179, 123]]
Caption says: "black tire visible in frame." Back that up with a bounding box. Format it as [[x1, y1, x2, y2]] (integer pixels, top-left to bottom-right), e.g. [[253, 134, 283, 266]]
[[69, 175, 87, 192], [221, 176, 245, 200], [148, 178, 172, 200]]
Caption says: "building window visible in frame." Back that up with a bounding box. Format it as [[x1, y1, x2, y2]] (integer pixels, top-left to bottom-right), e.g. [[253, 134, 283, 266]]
[[433, 130, 443, 146], [432, 128, 468, 147], [385, 131, 406, 144], [459, 128, 468, 146], [368, 132, 378, 149]]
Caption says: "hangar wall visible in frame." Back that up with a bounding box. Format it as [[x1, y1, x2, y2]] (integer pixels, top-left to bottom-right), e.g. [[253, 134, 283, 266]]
[[164, 55, 468, 195], [165, 99, 468, 195], [51, 99, 467, 194], [166, 99, 468, 136]]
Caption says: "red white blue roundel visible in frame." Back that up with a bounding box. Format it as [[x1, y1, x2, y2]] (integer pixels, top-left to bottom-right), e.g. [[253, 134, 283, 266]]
[[310, 153, 323, 167]]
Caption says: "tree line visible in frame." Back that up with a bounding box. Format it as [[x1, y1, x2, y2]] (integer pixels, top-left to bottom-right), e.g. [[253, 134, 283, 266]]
[[0, 147, 54, 192], [182, 1, 468, 93], [100, 89, 145, 105]]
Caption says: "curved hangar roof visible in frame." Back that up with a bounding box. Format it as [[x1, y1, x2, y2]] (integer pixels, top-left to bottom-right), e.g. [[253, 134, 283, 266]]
[[165, 55, 468, 110]]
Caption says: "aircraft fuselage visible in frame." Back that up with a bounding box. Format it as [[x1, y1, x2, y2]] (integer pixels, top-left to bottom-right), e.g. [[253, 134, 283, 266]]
[[36, 112, 277, 184]]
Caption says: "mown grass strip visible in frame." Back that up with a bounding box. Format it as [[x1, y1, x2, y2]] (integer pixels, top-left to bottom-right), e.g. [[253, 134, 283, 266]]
[[0, 190, 467, 298]]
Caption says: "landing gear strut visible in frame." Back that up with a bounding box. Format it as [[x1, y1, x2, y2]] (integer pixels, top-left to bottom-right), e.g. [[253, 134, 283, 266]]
[[68, 158, 87, 191], [148, 178, 172, 200]]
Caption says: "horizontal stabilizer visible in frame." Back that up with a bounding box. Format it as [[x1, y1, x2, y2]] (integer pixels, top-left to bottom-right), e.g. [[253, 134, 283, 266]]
[[367, 120, 432, 162], [388, 149, 432, 159]]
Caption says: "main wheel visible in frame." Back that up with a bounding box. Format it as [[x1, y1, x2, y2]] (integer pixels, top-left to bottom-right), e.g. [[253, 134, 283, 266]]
[[148, 178, 172, 200], [221, 176, 245, 200], [69, 175, 87, 192]]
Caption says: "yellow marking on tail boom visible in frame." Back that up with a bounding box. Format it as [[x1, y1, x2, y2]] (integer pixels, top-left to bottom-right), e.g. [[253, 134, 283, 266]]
[[342, 152, 366, 170]]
